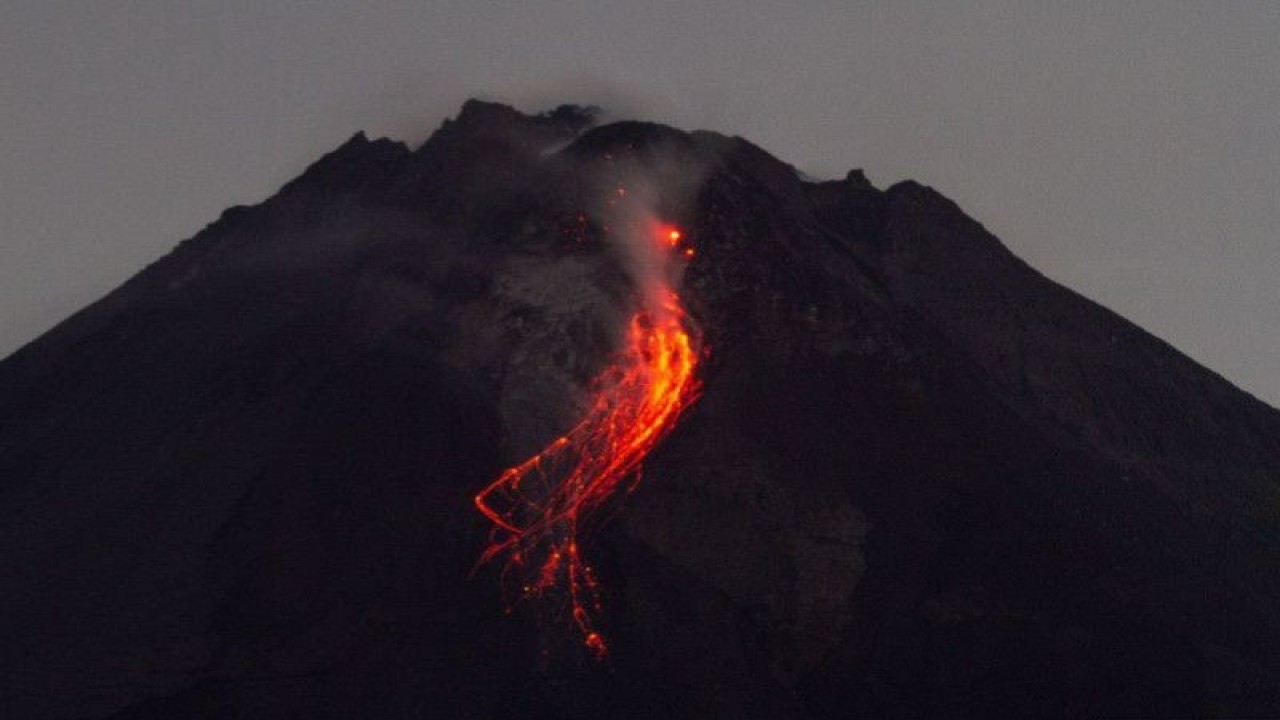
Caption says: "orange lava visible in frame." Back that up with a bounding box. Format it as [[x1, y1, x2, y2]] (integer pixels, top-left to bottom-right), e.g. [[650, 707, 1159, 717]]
[[474, 224, 702, 659]]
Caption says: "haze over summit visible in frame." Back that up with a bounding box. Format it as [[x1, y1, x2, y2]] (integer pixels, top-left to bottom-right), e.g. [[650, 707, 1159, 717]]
[[1, 3, 1277, 404]]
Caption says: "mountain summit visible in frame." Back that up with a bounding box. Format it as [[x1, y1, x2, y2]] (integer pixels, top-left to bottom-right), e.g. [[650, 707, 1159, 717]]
[[2, 100, 1278, 719]]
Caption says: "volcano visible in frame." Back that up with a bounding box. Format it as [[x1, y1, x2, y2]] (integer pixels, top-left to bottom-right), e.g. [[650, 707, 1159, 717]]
[[2, 100, 1279, 719]]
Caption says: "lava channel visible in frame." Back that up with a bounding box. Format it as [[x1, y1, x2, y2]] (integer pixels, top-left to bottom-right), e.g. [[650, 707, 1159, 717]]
[[474, 221, 702, 659]]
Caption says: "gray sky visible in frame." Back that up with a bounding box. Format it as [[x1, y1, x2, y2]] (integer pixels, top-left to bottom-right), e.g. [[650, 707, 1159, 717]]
[[2, 2, 1277, 406]]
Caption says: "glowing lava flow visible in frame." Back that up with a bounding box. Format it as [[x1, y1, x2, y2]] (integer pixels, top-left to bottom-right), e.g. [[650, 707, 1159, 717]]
[[474, 223, 702, 659]]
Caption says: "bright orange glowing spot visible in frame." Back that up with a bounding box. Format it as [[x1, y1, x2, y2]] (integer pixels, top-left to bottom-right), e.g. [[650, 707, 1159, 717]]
[[474, 223, 703, 659], [584, 631, 607, 660]]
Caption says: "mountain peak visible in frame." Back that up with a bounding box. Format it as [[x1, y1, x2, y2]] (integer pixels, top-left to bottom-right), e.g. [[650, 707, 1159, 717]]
[[2, 99, 1278, 719], [280, 130, 409, 197]]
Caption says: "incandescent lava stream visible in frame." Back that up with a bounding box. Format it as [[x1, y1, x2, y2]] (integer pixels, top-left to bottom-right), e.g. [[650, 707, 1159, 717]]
[[474, 215, 703, 659]]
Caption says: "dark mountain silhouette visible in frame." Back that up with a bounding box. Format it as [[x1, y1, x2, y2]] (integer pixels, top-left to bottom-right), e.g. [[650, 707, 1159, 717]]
[[2, 100, 1278, 719]]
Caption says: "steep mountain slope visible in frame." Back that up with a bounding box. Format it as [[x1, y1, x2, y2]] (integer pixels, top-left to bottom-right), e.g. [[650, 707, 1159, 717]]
[[2, 100, 1278, 719]]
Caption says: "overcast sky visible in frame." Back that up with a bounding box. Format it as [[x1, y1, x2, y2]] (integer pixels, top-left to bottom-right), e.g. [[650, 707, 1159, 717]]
[[2, 2, 1276, 405]]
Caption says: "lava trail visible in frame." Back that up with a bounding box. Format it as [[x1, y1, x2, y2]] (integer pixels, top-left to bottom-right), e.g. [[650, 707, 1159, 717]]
[[474, 216, 702, 659]]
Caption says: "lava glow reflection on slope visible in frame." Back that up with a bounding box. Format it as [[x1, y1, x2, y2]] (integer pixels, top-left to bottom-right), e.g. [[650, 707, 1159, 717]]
[[474, 218, 702, 659]]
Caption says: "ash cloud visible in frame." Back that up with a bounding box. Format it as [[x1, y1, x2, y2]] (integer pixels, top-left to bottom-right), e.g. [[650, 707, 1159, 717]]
[[568, 128, 719, 321]]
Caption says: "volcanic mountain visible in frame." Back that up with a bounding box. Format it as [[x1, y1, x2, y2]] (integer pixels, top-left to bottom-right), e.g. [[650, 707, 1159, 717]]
[[2, 100, 1279, 719]]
